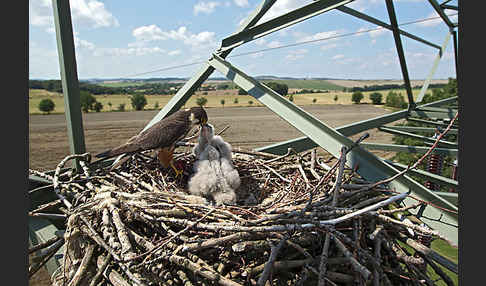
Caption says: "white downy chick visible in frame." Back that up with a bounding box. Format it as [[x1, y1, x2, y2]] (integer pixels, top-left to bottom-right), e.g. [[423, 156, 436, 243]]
[[188, 124, 240, 205]]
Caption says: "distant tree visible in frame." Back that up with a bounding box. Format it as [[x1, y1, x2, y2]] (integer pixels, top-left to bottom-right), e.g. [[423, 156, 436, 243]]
[[233, 98, 239, 104], [220, 99, 225, 108], [334, 95, 338, 102], [107, 102, 112, 111], [248, 100, 254, 106], [131, 94, 147, 110], [266, 82, 288, 96], [196, 97, 208, 107], [93, 101, 103, 112], [369, 92, 383, 105], [79, 90, 97, 112], [385, 91, 407, 109], [312, 98, 317, 104], [117, 103, 126, 112], [38, 98, 55, 114], [422, 78, 456, 104], [154, 101, 159, 109], [288, 94, 294, 102], [217, 84, 229, 90], [351, 91, 364, 104]]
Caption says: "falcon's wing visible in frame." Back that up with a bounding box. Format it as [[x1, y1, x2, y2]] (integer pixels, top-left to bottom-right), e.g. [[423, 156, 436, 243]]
[[135, 113, 190, 150], [96, 110, 191, 158]]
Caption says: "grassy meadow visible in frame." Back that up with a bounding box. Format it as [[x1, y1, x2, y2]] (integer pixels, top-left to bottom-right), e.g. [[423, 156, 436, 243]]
[[29, 87, 424, 115]]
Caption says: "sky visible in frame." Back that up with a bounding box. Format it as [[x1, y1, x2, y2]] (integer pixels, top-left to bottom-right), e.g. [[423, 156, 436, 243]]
[[29, 0, 459, 80]]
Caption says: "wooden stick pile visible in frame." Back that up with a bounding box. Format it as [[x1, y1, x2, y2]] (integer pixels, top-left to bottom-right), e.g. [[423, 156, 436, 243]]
[[29, 135, 458, 286]]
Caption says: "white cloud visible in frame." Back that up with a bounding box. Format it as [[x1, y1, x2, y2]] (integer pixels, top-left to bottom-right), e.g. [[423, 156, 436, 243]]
[[234, 0, 249, 7], [132, 25, 166, 42], [131, 25, 217, 49], [30, 0, 52, 28], [250, 52, 264, 59], [296, 30, 341, 43], [194, 1, 221, 15], [332, 54, 345, 60], [165, 27, 217, 48], [29, 0, 119, 32], [416, 11, 457, 27], [285, 49, 308, 60], [254, 38, 266, 46], [267, 40, 282, 48], [94, 46, 165, 57], [369, 28, 387, 38], [168, 50, 182, 56], [74, 36, 96, 51], [70, 0, 119, 28], [258, 0, 311, 24], [320, 43, 338, 51]]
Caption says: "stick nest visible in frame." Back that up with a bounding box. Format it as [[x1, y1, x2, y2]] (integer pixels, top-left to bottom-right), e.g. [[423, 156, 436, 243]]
[[30, 145, 456, 286]]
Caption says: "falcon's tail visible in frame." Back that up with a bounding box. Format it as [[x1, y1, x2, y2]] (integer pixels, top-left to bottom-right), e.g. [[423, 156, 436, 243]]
[[95, 142, 139, 159], [95, 149, 115, 159]]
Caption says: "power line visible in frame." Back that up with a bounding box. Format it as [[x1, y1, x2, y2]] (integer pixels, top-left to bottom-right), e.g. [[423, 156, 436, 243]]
[[124, 13, 457, 78]]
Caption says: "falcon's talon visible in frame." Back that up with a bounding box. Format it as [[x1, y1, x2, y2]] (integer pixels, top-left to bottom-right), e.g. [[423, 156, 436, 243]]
[[173, 168, 184, 178], [170, 161, 184, 178]]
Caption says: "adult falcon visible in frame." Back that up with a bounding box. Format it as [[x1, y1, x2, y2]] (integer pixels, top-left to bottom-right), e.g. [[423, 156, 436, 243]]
[[95, 106, 208, 176]]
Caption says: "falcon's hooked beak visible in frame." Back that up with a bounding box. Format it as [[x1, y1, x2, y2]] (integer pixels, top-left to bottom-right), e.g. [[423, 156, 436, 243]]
[[190, 112, 208, 126]]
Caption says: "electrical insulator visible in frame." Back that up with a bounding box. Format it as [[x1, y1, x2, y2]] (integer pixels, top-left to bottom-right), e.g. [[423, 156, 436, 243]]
[[425, 129, 444, 191]]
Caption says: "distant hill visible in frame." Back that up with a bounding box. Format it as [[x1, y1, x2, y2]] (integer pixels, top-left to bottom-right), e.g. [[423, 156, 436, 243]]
[[31, 76, 451, 94]]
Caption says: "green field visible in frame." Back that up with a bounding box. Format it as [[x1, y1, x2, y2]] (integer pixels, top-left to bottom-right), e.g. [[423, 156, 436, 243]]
[[98, 78, 345, 90], [261, 79, 344, 90], [29, 88, 424, 115]]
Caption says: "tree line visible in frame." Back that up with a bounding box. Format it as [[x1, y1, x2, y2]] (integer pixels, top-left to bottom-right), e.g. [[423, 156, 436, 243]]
[[348, 83, 446, 92], [29, 80, 185, 96]]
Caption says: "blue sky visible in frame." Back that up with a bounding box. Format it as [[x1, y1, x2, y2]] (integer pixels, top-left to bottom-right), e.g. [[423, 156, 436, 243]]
[[29, 0, 458, 80]]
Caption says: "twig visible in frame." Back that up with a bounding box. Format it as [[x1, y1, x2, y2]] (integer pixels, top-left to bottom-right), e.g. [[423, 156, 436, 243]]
[[318, 145, 348, 286], [256, 237, 287, 286], [138, 209, 215, 264], [168, 254, 244, 286], [96, 253, 131, 286], [89, 253, 112, 286], [332, 235, 371, 281], [397, 232, 458, 274], [68, 243, 95, 286], [29, 238, 64, 278], [29, 236, 62, 254]]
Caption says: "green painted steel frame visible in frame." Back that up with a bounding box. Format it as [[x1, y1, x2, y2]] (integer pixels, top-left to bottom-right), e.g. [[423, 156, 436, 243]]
[[360, 142, 458, 157], [378, 126, 458, 149], [416, 32, 452, 103], [384, 160, 458, 191], [52, 0, 86, 171], [335, 5, 442, 50], [385, 0, 415, 110], [428, 0, 456, 28], [383, 126, 458, 136], [407, 117, 458, 128], [220, 0, 353, 51]]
